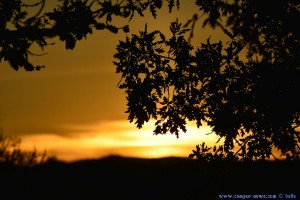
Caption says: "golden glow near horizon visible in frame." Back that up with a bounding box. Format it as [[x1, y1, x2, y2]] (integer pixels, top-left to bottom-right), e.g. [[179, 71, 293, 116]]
[[20, 120, 217, 162]]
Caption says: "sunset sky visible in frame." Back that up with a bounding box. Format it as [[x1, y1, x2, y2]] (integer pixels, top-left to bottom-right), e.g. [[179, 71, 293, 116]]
[[0, 1, 226, 162]]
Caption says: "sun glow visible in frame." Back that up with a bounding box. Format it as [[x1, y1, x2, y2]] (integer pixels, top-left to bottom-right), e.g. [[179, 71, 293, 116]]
[[20, 120, 217, 162]]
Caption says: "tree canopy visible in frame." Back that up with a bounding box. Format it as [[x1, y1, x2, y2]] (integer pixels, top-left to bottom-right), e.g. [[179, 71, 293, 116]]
[[1, 0, 300, 161]]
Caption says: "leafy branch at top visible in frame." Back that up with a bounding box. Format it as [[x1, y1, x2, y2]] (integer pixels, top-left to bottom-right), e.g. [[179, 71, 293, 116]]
[[0, 0, 180, 71]]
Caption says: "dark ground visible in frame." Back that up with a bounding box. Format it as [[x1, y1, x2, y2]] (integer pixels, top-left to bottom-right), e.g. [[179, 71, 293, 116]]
[[0, 156, 299, 200]]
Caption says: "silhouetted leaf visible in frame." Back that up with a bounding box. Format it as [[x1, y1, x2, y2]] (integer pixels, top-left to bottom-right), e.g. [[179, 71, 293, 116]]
[[65, 35, 76, 50], [107, 25, 118, 34], [95, 22, 106, 30], [122, 25, 130, 33]]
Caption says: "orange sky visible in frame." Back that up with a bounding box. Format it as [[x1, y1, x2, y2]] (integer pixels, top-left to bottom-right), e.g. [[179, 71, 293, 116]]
[[0, 1, 226, 162], [19, 120, 219, 162]]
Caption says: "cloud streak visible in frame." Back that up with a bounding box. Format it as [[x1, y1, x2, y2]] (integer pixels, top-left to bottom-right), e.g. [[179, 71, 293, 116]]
[[20, 120, 216, 162]]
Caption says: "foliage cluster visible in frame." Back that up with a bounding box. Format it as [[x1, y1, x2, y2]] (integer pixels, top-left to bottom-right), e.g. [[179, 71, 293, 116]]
[[0, 0, 178, 70], [113, 0, 300, 161]]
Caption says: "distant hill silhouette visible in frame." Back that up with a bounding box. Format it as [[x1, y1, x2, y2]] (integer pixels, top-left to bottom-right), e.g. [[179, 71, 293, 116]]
[[0, 156, 299, 200]]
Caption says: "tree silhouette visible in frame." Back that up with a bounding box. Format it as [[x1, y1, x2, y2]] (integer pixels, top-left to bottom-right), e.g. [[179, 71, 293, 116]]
[[1, 0, 300, 161], [113, 0, 300, 161]]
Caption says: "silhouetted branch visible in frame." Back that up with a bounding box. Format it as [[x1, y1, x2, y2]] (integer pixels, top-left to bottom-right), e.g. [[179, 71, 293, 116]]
[[21, 0, 46, 18], [28, 50, 48, 56]]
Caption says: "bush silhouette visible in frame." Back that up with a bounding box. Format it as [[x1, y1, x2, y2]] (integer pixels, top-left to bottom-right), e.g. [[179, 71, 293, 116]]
[[0, 133, 47, 167]]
